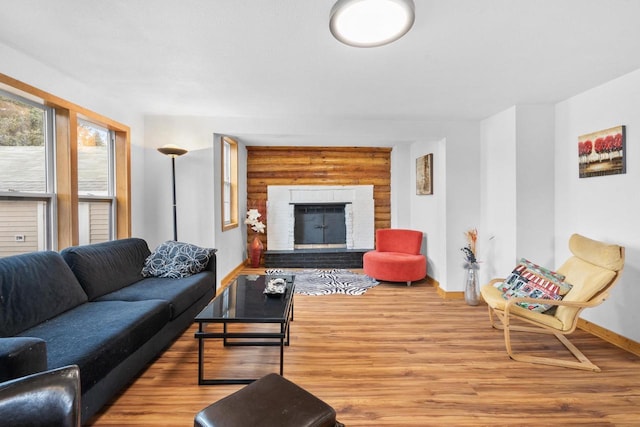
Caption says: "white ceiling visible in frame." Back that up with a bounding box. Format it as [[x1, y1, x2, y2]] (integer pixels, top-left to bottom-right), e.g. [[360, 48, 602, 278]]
[[2, 0, 640, 145]]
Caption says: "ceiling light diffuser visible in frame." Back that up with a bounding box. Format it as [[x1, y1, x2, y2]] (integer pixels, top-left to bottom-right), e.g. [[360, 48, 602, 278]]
[[330, 0, 415, 48]]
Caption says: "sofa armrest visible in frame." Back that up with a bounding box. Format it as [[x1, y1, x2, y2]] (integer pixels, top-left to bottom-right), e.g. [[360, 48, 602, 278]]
[[205, 250, 218, 294], [0, 337, 47, 382], [204, 249, 217, 273]]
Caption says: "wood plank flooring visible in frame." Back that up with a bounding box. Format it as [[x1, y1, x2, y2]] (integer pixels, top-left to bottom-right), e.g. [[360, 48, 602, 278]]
[[87, 270, 640, 426]]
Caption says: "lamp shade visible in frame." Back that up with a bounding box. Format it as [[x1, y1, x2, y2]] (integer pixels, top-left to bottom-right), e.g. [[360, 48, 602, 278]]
[[157, 144, 188, 157], [330, 0, 415, 48]]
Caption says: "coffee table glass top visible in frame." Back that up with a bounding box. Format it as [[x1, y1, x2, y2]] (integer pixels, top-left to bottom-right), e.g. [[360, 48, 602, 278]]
[[195, 274, 295, 323]]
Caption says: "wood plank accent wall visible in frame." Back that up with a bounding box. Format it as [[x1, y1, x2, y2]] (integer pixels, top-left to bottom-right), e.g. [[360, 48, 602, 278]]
[[246, 146, 391, 249]]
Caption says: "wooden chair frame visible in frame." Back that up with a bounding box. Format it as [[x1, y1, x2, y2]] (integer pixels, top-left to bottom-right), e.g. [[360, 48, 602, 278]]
[[484, 255, 624, 372]]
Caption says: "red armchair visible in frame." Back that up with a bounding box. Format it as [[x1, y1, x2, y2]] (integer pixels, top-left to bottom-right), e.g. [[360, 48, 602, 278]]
[[363, 229, 427, 286]]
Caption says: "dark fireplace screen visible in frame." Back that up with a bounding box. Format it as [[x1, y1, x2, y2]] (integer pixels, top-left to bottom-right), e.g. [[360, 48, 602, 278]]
[[293, 204, 346, 247]]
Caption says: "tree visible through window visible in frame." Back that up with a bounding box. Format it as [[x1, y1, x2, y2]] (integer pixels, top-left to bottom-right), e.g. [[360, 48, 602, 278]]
[[0, 91, 53, 256], [0, 93, 47, 192]]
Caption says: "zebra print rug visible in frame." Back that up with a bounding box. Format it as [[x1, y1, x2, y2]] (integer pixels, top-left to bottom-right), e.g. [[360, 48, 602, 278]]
[[264, 269, 379, 296]]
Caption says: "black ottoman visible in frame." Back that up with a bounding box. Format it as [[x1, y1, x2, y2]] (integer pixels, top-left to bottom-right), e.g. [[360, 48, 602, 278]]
[[194, 373, 342, 427]]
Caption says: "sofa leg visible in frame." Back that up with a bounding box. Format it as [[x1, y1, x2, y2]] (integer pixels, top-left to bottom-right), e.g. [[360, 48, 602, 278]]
[[407, 281, 411, 286]]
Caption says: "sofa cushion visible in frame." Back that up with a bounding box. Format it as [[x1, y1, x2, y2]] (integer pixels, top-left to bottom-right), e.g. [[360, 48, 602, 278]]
[[0, 337, 48, 382], [61, 238, 151, 300], [18, 300, 170, 393], [0, 252, 88, 337], [141, 241, 216, 278], [96, 272, 214, 319]]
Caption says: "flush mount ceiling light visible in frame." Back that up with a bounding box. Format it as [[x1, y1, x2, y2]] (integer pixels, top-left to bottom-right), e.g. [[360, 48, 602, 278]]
[[330, 0, 415, 48]]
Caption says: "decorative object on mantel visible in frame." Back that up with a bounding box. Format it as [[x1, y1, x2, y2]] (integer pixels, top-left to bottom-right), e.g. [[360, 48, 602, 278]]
[[265, 269, 379, 296], [245, 208, 266, 268], [461, 228, 480, 306], [578, 125, 626, 178], [416, 153, 433, 195]]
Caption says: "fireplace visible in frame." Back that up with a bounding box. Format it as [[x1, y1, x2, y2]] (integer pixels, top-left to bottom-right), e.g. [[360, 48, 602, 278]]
[[293, 203, 347, 249], [266, 185, 375, 251]]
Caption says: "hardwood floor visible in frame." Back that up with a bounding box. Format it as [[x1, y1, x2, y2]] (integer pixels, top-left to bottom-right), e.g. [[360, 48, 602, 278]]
[[87, 270, 640, 426]]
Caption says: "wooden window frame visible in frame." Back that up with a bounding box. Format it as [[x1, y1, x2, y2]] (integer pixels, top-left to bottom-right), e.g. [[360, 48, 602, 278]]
[[0, 73, 131, 250], [77, 119, 117, 244], [221, 136, 238, 231]]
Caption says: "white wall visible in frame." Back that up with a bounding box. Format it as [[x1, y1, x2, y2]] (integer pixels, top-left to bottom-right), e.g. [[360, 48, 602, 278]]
[[390, 144, 411, 228], [480, 107, 517, 282], [555, 69, 640, 342], [408, 138, 445, 281], [515, 105, 556, 266], [142, 117, 248, 290], [442, 123, 482, 291], [479, 71, 638, 342], [397, 122, 481, 292], [141, 118, 210, 249], [479, 105, 555, 284]]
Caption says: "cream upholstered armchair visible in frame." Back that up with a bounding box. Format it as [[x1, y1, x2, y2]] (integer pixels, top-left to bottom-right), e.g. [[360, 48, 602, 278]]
[[480, 234, 624, 372]]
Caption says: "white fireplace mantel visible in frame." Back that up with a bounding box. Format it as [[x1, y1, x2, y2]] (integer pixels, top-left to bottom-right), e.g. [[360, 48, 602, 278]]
[[267, 185, 375, 250]]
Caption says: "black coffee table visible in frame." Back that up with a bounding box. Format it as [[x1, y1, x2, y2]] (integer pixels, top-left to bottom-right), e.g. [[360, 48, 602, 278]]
[[194, 274, 295, 385]]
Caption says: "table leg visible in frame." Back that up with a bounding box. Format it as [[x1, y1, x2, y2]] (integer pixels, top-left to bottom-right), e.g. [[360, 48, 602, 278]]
[[223, 322, 228, 346], [286, 317, 291, 346], [198, 324, 205, 385], [280, 335, 284, 375]]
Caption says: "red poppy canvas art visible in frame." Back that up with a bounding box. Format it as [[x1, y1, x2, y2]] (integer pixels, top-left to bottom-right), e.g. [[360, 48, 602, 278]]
[[578, 125, 626, 178]]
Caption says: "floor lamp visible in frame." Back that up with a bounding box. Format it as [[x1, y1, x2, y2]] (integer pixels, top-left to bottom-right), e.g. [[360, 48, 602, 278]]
[[157, 144, 188, 241]]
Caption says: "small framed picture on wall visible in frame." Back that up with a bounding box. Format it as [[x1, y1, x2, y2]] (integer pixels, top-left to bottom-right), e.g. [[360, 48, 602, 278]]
[[578, 125, 626, 178], [416, 153, 433, 195]]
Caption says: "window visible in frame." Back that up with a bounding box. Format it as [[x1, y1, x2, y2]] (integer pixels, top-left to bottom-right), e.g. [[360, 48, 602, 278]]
[[221, 136, 238, 231], [0, 90, 54, 256], [77, 119, 115, 244], [0, 73, 132, 253]]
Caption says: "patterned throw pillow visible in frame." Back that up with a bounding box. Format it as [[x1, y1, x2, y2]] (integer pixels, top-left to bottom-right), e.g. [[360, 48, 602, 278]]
[[494, 258, 572, 312], [141, 241, 215, 278]]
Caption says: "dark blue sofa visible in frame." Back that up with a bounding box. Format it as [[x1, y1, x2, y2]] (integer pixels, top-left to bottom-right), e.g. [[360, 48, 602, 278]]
[[0, 238, 216, 424]]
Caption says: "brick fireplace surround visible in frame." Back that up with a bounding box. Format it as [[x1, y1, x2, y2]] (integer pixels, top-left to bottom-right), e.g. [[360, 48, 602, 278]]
[[264, 185, 375, 268]]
